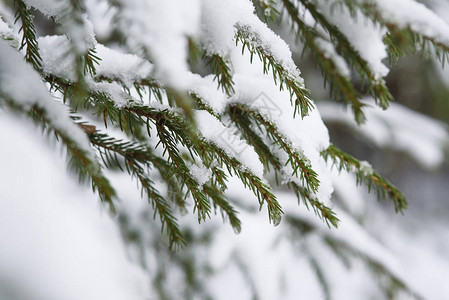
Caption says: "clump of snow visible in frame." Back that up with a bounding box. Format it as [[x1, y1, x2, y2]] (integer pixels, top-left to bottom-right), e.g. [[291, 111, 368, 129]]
[[200, 0, 254, 55], [187, 73, 229, 114], [39, 36, 153, 88], [21, 0, 68, 18], [38, 35, 77, 81], [359, 160, 374, 176], [189, 162, 213, 187], [95, 44, 153, 87], [63, 13, 97, 53], [0, 5, 19, 47], [87, 78, 137, 107]]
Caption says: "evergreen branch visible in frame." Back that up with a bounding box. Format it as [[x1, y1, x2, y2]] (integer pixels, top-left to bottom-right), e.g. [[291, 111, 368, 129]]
[[280, 0, 367, 124], [293, 0, 393, 109], [235, 25, 313, 118], [202, 139, 283, 225], [231, 104, 320, 193], [91, 98, 277, 227], [89, 131, 186, 249], [84, 48, 101, 76], [155, 116, 211, 222], [205, 53, 235, 96], [14, 0, 42, 69], [228, 104, 338, 227], [46, 72, 327, 226], [290, 182, 339, 227], [126, 104, 282, 225], [321, 145, 407, 213], [128, 159, 186, 250], [337, 0, 449, 64]]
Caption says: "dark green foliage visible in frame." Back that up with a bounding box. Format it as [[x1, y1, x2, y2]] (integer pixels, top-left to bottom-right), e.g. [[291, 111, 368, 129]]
[[205, 53, 235, 96], [14, 0, 42, 70], [321, 145, 407, 213]]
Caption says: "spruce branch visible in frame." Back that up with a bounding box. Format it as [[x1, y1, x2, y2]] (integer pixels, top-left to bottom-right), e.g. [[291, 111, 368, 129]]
[[14, 0, 42, 70], [336, 0, 449, 65], [294, 0, 393, 109], [202, 139, 283, 225], [321, 145, 407, 213], [230, 104, 320, 193], [89, 131, 187, 249], [235, 24, 314, 118], [280, 0, 367, 124], [290, 182, 339, 227], [204, 53, 235, 96], [110, 101, 283, 225], [228, 104, 338, 227], [155, 117, 212, 222]]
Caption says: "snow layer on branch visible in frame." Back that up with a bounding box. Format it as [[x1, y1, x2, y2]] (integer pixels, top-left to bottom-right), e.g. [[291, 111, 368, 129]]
[[195, 110, 265, 177], [374, 0, 449, 46], [114, 0, 200, 89], [187, 73, 228, 114], [95, 44, 152, 87], [38, 35, 77, 81], [201, 0, 302, 81], [318, 100, 449, 169], [316, 0, 389, 80], [230, 49, 333, 203], [0, 113, 150, 300], [0, 39, 92, 153], [87, 78, 136, 107], [39, 36, 153, 89], [314, 37, 351, 78], [200, 0, 255, 55]]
